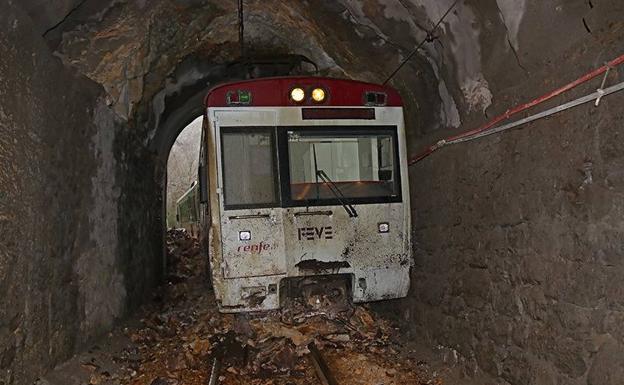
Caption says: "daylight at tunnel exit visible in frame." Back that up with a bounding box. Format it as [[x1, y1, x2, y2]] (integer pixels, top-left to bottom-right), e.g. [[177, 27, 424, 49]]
[[1, 1, 624, 385]]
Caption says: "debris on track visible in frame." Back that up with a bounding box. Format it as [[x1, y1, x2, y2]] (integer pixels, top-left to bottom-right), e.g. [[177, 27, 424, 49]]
[[103, 229, 444, 385]]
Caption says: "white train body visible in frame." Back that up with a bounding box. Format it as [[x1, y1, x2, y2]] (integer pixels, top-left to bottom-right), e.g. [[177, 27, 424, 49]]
[[199, 77, 411, 312]]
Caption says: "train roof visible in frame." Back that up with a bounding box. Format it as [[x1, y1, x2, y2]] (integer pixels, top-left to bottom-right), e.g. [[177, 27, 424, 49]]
[[204, 76, 403, 108]]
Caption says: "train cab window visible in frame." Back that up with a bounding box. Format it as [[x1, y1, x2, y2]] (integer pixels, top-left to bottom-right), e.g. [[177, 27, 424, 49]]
[[285, 128, 401, 205], [221, 128, 278, 209]]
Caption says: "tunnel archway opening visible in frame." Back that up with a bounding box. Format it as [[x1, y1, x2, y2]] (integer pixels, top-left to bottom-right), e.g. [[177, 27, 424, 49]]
[[119, 67, 460, 385], [165, 115, 203, 233], [151, 54, 328, 279]]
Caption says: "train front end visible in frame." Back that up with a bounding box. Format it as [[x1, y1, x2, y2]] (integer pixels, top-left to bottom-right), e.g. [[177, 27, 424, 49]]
[[200, 77, 411, 312]]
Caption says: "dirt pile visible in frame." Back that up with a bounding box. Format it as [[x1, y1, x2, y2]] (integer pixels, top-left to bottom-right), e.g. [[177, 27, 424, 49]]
[[108, 229, 442, 385]]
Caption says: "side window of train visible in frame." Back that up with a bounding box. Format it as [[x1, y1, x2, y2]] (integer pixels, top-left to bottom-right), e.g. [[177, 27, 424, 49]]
[[220, 127, 278, 209], [199, 119, 209, 204], [198, 163, 208, 203]]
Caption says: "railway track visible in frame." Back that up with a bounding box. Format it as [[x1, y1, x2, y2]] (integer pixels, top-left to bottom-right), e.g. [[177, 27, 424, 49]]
[[307, 342, 338, 385], [208, 342, 338, 385]]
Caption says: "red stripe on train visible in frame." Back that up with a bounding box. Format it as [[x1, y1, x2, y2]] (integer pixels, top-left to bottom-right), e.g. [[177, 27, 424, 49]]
[[204, 76, 403, 107]]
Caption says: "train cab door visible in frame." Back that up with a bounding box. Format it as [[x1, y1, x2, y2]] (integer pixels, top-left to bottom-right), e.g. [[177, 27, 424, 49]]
[[213, 110, 287, 279]]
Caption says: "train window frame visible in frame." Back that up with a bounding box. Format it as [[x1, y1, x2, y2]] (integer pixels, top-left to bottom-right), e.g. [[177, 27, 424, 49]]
[[219, 126, 281, 210], [198, 116, 209, 205], [277, 125, 402, 208]]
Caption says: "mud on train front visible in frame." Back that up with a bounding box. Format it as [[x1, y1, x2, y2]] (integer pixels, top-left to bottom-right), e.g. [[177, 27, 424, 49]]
[[198, 76, 411, 313]]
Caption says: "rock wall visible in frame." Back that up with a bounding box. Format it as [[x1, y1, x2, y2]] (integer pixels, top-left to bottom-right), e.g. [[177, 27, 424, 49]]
[[44, 0, 445, 146], [407, 1, 624, 384], [0, 3, 161, 384], [2, 0, 624, 384]]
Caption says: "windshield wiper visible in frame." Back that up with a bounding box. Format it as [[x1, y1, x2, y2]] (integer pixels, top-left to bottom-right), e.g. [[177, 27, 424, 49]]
[[316, 169, 358, 218], [313, 144, 321, 200]]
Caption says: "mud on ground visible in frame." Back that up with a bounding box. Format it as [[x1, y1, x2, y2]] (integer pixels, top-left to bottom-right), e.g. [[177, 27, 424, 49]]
[[39, 230, 465, 385]]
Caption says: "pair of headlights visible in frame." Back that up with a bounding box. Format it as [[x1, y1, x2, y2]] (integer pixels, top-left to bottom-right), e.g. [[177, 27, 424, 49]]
[[290, 87, 326, 103]]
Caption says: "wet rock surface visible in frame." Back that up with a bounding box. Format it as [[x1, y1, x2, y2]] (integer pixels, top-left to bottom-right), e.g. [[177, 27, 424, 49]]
[[409, 6, 624, 384], [0, 2, 154, 384], [41, 230, 474, 385]]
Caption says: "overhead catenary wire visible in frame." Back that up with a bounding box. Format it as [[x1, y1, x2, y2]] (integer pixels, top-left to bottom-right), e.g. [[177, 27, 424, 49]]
[[383, 0, 459, 85], [409, 53, 624, 165], [238, 0, 244, 58]]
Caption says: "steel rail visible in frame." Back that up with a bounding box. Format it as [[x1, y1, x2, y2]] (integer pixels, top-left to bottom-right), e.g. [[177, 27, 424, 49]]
[[208, 356, 221, 385], [308, 342, 339, 385]]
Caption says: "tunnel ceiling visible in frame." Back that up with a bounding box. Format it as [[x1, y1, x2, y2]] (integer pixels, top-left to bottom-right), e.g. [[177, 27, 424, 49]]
[[25, 0, 501, 157], [19, 0, 620, 161]]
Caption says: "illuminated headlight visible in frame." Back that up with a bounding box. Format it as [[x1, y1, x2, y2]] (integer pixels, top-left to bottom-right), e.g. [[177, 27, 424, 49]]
[[311, 88, 326, 102], [239, 230, 251, 241], [378, 222, 389, 233], [290, 87, 305, 102]]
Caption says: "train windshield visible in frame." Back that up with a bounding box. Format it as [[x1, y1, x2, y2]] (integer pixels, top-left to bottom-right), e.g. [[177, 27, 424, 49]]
[[286, 128, 400, 204], [219, 127, 400, 210]]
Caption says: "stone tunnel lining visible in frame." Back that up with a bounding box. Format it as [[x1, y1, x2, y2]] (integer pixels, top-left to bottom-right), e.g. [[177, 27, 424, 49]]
[[1, 0, 624, 384]]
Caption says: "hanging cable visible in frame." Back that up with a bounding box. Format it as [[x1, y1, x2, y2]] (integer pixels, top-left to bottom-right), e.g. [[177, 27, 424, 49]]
[[383, 0, 459, 85], [238, 0, 245, 58], [408, 53, 624, 165], [450, 80, 624, 144]]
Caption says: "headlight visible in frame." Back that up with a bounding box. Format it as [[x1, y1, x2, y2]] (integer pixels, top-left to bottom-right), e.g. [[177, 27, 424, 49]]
[[311, 88, 326, 102], [239, 230, 252, 241], [290, 87, 305, 102]]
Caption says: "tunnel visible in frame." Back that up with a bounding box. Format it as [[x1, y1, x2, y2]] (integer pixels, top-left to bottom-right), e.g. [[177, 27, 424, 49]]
[[1, 0, 624, 384]]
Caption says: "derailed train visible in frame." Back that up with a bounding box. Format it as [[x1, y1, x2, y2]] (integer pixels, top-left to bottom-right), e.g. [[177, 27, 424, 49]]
[[179, 76, 411, 312]]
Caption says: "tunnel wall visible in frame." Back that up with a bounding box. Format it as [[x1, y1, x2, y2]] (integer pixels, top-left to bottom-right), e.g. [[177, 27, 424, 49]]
[[2, 0, 624, 384], [0, 3, 161, 384], [407, 3, 624, 385]]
